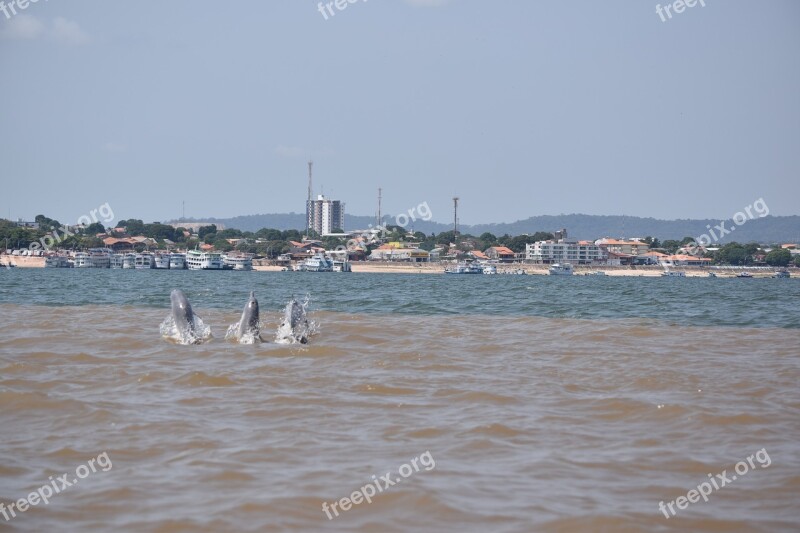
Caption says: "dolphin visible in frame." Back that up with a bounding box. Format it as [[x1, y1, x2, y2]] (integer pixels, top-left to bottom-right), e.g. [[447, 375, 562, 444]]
[[278, 298, 309, 344], [170, 289, 197, 339], [227, 291, 261, 343], [164, 289, 210, 344]]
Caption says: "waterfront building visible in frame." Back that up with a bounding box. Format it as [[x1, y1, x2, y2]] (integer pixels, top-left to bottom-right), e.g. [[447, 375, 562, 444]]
[[526, 240, 608, 265], [307, 195, 345, 236]]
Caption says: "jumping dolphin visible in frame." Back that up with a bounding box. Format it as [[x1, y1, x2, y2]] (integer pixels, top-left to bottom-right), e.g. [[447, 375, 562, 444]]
[[226, 291, 262, 343], [277, 298, 310, 344], [161, 289, 210, 344]]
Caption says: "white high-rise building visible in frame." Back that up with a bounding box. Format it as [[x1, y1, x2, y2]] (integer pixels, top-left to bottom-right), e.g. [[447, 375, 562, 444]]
[[307, 195, 345, 236]]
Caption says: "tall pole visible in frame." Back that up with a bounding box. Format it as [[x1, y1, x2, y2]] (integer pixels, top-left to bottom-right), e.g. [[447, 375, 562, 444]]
[[377, 187, 382, 228], [307, 161, 313, 238], [453, 197, 459, 242]]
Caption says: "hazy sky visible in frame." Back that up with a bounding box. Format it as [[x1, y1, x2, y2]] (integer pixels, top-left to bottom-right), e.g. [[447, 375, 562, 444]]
[[1, 0, 798, 227]]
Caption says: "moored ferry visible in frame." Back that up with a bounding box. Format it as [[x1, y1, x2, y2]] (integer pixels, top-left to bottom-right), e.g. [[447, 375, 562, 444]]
[[169, 253, 187, 270], [154, 253, 171, 269], [122, 253, 136, 269], [222, 253, 253, 271], [135, 253, 155, 269], [45, 255, 72, 268], [110, 254, 125, 268], [73, 252, 91, 268], [303, 253, 334, 272], [187, 250, 223, 270]]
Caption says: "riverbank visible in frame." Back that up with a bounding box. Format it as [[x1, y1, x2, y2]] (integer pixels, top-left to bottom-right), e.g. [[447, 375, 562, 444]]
[[3, 256, 792, 278]]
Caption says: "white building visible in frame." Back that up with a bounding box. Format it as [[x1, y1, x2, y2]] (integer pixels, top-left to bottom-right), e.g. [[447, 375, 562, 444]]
[[526, 240, 608, 264], [307, 195, 345, 236]]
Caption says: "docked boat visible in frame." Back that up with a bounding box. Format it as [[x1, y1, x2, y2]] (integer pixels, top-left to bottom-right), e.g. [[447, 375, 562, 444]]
[[586, 271, 607, 276], [482, 265, 497, 275], [88, 249, 112, 268], [187, 250, 223, 270], [736, 272, 753, 278], [110, 254, 125, 268], [154, 253, 171, 269], [773, 270, 790, 279], [303, 253, 334, 272], [45, 255, 71, 268], [332, 260, 352, 272], [135, 253, 154, 269], [169, 253, 187, 270], [223, 253, 253, 271], [445, 262, 483, 274], [549, 263, 574, 276], [122, 253, 136, 269], [661, 270, 686, 277], [73, 252, 91, 268], [707, 272, 717, 278]]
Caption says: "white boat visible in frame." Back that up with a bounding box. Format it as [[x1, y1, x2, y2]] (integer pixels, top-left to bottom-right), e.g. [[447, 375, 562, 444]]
[[586, 271, 606, 276], [169, 253, 186, 270], [661, 270, 686, 277], [73, 252, 91, 268], [109, 254, 125, 268], [88, 248, 112, 268], [332, 260, 352, 272], [45, 255, 71, 268], [445, 262, 483, 274], [135, 253, 154, 269], [736, 272, 753, 278], [707, 272, 717, 278], [154, 253, 171, 269], [223, 253, 253, 271], [549, 263, 574, 276], [187, 250, 223, 270], [773, 270, 790, 279], [122, 253, 136, 269], [303, 253, 334, 272], [482, 265, 497, 275]]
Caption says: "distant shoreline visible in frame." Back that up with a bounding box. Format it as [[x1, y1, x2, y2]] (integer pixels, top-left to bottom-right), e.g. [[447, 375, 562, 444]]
[[4, 256, 791, 278]]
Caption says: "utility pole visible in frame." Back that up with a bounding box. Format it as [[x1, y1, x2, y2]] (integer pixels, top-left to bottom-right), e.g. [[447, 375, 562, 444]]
[[453, 197, 459, 242], [377, 187, 382, 228]]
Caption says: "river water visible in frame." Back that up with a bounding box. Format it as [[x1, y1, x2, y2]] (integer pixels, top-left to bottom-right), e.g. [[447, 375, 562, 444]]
[[1, 270, 798, 531]]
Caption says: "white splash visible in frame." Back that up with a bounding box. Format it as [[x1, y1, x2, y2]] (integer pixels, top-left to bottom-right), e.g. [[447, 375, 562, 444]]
[[160, 314, 212, 345], [275, 296, 318, 345]]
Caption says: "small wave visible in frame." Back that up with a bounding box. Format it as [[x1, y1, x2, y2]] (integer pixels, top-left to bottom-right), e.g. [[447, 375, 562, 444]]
[[174, 371, 238, 387]]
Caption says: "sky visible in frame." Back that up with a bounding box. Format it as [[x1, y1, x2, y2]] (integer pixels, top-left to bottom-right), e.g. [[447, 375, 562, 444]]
[[1, 0, 798, 227]]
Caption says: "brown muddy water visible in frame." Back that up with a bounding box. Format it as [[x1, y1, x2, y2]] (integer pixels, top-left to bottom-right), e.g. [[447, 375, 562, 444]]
[[0, 304, 799, 532]]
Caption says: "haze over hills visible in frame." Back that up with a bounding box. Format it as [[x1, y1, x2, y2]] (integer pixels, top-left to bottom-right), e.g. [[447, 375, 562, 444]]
[[166, 213, 800, 244]]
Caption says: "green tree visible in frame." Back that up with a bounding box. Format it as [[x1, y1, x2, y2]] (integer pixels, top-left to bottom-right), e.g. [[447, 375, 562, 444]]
[[765, 248, 792, 267], [479, 232, 498, 244], [85, 222, 106, 235], [198, 225, 217, 240], [716, 243, 750, 265]]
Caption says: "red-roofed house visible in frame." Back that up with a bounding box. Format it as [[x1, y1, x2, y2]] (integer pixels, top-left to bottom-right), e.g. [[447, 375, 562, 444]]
[[485, 246, 515, 263]]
